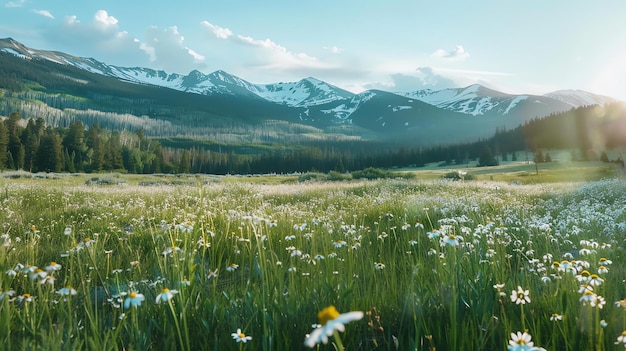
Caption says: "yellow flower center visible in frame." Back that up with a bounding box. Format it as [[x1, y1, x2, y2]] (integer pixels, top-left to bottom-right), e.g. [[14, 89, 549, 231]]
[[50, 261, 56, 266], [162, 288, 170, 293], [622, 331, 626, 337], [317, 305, 340, 326], [84, 237, 91, 242], [23, 293, 31, 298], [580, 270, 590, 276], [590, 274, 600, 279], [238, 333, 246, 338], [129, 292, 137, 298], [449, 234, 456, 239], [35, 268, 43, 273]]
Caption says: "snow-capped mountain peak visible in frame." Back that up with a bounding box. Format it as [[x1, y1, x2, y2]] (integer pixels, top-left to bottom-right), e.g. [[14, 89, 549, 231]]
[[544, 89, 617, 108], [0, 37, 620, 121]]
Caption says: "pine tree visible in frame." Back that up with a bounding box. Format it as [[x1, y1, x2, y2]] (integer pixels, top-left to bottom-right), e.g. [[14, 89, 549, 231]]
[[0, 122, 8, 170], [86, 123, 104, 172], [35, 130, 63, 172], [178, 150, 191, 173], [63, 120, 86, 171], [5, 112, 24, 169], [104, 131, 123, 170], [478, 144, 498, 167]]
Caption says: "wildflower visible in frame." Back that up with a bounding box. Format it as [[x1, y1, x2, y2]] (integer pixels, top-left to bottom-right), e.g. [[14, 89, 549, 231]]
[[589, 274, 604, 286], [601, 320, 608, 328], [45, 262, 62, 272], [580, 290, 597, 306], [401, 223, 411, 230], [124, 291, 145, 309], [0, 290, 15, 301], [180, 278, 190, 286], [56, 286, 77, 296], [427, 230, 441, 240], [16, 293, 34, 303], [162, 246, 183, 256], [294, 223, 307, 231], [64, 227, 72, 235], [507, 331, 539, 351], [285, 235, 296, 241], [598, 266, 609, 274], [616, 331, 626, 347], [304, 305, 364, 348], [616, 299, 626, 309], [550, 313, 562, 321], [443, 234, 461, 246], [374, 262, 385, 270], [511, 286, 531, 304], [207, 270, 218, 280], [428, 247, 437, 256], [593, 295, 606, 309], [226, 263, 239, 272], [333, 240, 347, 248], [29, 268, 48, 281], [231, 328, 252, 343], [269, 219, 278, 227], [155, 288, 178, 303], [82, 237, 95, 248], [579, 284, 594, 294], [599, 257, 613, 265]]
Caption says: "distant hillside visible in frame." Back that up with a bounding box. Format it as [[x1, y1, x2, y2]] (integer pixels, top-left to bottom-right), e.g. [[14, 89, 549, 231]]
[[0, 37, 621, 145]]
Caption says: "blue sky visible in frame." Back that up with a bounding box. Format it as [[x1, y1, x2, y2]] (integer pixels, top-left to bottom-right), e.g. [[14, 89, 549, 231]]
[[1, 0, 626, 99]]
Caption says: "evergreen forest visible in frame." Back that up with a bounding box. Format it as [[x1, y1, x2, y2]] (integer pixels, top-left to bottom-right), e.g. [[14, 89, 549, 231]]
[[1, 102, 624, 175]]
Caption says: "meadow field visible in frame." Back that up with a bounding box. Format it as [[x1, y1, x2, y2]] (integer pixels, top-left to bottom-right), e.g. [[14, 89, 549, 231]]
[[0, 165, 625, 350]]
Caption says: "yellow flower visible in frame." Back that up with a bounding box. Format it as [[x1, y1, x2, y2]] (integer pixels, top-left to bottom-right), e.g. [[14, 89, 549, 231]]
[[304, 305, 363, 348]]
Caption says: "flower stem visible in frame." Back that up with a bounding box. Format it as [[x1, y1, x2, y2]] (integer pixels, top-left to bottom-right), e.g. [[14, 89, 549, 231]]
[[333, 330, 345, 351]]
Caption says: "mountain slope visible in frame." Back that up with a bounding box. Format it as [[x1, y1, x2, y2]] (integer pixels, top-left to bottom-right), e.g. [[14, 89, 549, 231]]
[[0, 37, 622, 145], [544, 90, 617, 108]]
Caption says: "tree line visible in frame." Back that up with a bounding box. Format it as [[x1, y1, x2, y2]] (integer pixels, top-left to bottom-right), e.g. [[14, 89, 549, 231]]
[[1, 102, 624, 175], [0, 112, 168, 173]]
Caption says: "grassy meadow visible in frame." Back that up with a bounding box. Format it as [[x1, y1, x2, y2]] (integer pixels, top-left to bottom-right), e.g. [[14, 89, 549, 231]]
[[0, 164, 625, 350]]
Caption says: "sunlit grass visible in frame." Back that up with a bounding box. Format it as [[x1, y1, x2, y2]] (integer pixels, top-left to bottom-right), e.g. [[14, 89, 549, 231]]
[[0, 174, 624, 350]]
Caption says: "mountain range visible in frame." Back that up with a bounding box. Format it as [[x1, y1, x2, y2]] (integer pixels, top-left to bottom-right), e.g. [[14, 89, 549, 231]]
[[0, 37, 619, 144]]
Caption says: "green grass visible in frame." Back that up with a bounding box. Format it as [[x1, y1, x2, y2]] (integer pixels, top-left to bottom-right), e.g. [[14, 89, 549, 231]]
[[0, 172, 625, 350]]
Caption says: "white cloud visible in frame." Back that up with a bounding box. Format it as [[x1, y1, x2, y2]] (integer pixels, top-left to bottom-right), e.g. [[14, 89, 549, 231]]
[[44, 10, 148, 67], [5, 0, 26, 8], [186, 47, 205, 62], [92, 9, 119, 33], [364, 67, 459, 92], [236, 34, 330, 71], [33, 9, 54, 19], [432, 45, 470, 61], [324, 46, 344, 54], [64, 15, 79, 25], [200, 21, 232, 39], [142, 26, 206, 73]]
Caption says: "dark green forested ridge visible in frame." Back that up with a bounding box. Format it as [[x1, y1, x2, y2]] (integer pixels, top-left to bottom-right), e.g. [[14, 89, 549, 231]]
[[0, 102, 623, 175]]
